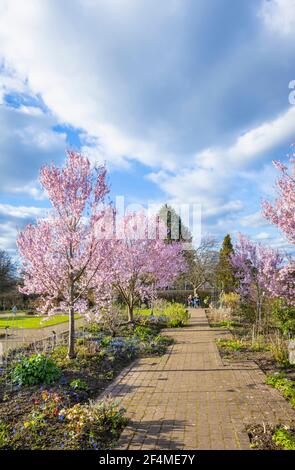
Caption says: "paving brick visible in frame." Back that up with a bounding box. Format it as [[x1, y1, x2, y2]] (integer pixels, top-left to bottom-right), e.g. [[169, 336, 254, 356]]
[[97, 308, 295, 450]]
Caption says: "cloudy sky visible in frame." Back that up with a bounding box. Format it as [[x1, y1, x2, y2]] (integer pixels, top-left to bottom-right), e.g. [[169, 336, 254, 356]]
[[0, 0, 295, 254]]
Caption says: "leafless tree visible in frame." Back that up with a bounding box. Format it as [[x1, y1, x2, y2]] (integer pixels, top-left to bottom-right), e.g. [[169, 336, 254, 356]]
[[185, 237, 218, 294]]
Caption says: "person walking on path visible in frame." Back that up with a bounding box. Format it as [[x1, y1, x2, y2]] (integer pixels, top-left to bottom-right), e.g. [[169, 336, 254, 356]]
[[193, 294, 200, 308], [187, 294, 193, 308]]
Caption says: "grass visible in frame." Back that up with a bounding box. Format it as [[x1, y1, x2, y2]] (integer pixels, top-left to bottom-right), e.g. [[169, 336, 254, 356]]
[[0, 314, 80, 329]]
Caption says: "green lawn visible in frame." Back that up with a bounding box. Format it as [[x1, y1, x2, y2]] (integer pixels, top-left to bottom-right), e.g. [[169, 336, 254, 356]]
[[0, 314, 80, 329]]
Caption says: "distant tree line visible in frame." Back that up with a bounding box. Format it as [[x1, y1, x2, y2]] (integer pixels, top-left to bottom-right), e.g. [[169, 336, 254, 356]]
[[0, 249, 28, 310]]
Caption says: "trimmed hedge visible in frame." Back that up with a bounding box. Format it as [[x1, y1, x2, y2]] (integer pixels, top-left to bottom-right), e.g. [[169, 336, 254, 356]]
[[157, 290, 213, 306]]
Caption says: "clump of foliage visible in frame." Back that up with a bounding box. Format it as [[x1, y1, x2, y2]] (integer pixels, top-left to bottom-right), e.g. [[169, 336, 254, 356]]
[[216, 338, 244, 351], [162, 303, 189, 327], [0, 422, 10, 448], [265, 373, 295, 407], [271, 299, 295, 336], [272, 427, 295, 450], [11, 353, 61, 386], [134, 325, 153, 341], [268, 334, 290, 366], [249, 336, 270, 352], [219, 292, 240, 311], [70, 378, 89, 391], [59, 398, 128, 450], [211, 320, 237, 329]]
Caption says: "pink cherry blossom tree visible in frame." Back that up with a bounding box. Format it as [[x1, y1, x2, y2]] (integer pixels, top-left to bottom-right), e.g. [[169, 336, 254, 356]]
[[230, 233, 284, 331], [108, 211, 187, 322], [262, 155, 295, 244], [262, 154, 295, 306], [17, 151, 114, 358]]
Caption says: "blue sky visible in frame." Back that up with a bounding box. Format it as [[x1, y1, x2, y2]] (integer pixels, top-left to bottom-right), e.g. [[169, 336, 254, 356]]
[[0, 0, 295, 254]]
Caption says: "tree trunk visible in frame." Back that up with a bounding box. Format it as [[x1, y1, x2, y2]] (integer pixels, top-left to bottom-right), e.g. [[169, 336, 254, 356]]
[[127, 304, 134, 323], [68, 306, 76, 358]]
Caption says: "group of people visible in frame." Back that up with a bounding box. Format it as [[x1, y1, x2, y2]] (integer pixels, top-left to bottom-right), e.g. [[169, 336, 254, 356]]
[[187, 294, 200, 308]]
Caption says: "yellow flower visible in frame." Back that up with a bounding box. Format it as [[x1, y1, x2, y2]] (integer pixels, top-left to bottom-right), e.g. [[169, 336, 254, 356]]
[[23, 421, 30, 428]]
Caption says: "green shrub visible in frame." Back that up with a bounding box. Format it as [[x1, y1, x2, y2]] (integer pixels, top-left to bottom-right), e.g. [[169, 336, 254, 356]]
[[272, 427, 295, 450], [11, 353, 61, 386], [163, 303, 189, 327], [272, 299, 295, 336]]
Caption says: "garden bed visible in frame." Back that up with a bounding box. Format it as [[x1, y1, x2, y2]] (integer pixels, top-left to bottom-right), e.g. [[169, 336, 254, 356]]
[[0, 319, 174, 450], [247, 423, 295, 450], [207, 308, 295, 450]]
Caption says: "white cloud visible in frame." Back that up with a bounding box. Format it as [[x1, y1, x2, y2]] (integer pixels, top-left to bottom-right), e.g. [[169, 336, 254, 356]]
[[0, 0, 294, 248], [0, 104, 66, 192], [259, 0, 295, 36], [0, 203, 44, 219], [240, 211, 267, 228], [0, 220, 18, 252], [255, 231, 271, 240], [0, 0, 183, 170], [147, 104, 295, 236], [0, 66, 27, 104], [195, 106, 295, 172]]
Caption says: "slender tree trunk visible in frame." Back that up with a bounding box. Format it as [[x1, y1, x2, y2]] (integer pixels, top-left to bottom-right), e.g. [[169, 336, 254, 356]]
[[68, 305, 75, 358], [68, 269, 76, 358], [127, 303, 134, 323]]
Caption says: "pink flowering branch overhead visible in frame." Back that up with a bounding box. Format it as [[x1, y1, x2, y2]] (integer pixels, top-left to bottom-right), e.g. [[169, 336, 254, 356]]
[[261, 151, 295, 305], [262, 153, 295, 245]]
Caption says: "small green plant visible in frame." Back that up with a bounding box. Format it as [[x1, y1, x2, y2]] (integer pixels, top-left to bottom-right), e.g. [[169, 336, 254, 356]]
[[216, 338, 244, 351], [101, 370, 114, 381], [100, 336, 112, 347], [134, 325, 153, 341], [70, 378, 89, 391], [11, 353, 61, 386], [272, 427, 295, 450], [0, 422, 10, 449], [212, 320, 236, 329], [265, 373, 295, 407]]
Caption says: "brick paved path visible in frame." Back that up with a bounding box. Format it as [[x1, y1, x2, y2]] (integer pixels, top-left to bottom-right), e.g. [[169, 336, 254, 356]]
[[100, 308, 295, 450]]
